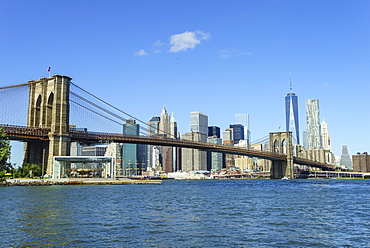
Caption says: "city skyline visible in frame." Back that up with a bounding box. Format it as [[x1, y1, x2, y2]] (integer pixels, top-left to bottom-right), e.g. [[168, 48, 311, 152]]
[[2, 1, 370, 165]]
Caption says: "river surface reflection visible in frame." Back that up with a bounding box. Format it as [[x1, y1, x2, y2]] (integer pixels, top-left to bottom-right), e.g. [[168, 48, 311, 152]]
[[1, 179, 369, 247]]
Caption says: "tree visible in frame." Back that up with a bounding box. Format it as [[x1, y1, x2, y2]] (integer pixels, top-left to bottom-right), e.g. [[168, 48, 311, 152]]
[[0, 128, 11, 172]]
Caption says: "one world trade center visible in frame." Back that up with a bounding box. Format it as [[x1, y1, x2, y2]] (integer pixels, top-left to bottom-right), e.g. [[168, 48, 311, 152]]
[[285, 74, 300, 144]]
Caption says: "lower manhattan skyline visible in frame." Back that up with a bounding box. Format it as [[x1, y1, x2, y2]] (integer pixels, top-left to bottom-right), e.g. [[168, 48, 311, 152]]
[[1, 1, 370, 165]]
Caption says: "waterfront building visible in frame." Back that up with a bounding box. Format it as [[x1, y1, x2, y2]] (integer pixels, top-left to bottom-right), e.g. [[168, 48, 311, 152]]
[[321, 118, 332, 151], [208, 126, 220, 138], [285, 80, 300, 144], [191, 112, 208, 135], [207, 136, 223, 172], [229, 124, 244, 144], [81, 146, 106, 156], [340, 145, 352, 168], [305, 99, 322, 149], [105, 143, 123, 177], [182, 132, 207, 172], [352, 152, 370, 172], [122, 119, 139, 176], [70, 142, 83, 156], [235, 113, 251, 144]]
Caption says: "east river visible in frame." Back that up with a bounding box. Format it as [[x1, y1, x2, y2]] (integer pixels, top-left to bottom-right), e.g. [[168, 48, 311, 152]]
[[1, 179, 369, 247]]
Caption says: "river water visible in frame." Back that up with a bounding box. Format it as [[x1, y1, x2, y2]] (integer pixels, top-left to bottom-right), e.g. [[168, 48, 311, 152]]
[[1, 179, 369, 247]]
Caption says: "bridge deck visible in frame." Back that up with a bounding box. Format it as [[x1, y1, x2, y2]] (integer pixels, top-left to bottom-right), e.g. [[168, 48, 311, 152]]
[[0, 124, 334, 170]]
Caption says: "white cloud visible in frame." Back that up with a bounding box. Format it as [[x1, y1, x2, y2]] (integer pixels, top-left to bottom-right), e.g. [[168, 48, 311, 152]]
[[169, 30, 210, 53], [153, 40, 165, 47], [218, 49, 252, 59], [134, 49, 148, 56]]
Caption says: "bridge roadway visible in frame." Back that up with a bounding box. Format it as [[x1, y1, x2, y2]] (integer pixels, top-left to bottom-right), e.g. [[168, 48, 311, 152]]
[[1, 124, 334, 170]]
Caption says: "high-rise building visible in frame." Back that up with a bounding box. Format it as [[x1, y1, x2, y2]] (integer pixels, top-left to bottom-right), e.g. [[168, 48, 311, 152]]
[[191, 112, 208, 135], [352, 152, 370, 172], [147, 108, 178, 173], [181, 132, 207, 171], [222, 128, 233, 145], [340, 145, 352, 168], [122, 119, 139, 176], [208, 126, 220, 138], [321, 118, 331, 151], [81, 146, 106, 156], [207, 136, 223, 172], [148, 116, 160, 136], [235, 114, 251, 144], [285, 77, 300, 144], [306, 99, 322, 149], [229, 124, 244, 144]]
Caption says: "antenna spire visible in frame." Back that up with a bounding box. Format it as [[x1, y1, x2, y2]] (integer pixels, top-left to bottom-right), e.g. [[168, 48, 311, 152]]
[[290, 72, 292, 92]]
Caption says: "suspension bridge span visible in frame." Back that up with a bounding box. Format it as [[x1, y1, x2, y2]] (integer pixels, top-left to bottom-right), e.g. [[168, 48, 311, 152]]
[[0, 75, 334, 179]]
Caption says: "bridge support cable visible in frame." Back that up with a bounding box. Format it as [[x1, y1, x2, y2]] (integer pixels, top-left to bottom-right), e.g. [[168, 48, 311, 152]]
[[70, 83, 176, 138], [0, 84, 29, 126], [70, 99, 148, 136], [70, 88, 151, 136]]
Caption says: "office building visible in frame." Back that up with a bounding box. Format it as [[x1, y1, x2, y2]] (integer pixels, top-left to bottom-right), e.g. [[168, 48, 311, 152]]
[[191, 112, 208, 135], [235, 113, 251, 144], [81, 146, 106, 156], [352, 152, 370, 172], [182, 132, 207, 172], [208, 126, 220, 138], [122, 119, 139, 176], [321, 119, 331, 151], [285, 81, 300, 144], [207, 136, 223, 172], [229, 124, 244, 144], [305, 99, 322, 149], [340, 145, 352, 168]]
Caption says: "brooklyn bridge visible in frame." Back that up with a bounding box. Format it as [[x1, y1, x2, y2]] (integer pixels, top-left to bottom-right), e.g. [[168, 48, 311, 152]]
[[0, 75, 334, 179]]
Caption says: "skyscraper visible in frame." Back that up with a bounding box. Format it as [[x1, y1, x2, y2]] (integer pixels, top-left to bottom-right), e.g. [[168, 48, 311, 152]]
[[340, 145, 352, 168], [306, 99, 322, 149], [285, 77, 300, 144], [321, 118, 331, 151], [190, 112, 208, 135], [235, 113, 251, 144], [182, 132, 207, 171], [229, 124, 244, 144], [122, 119, 139, 176], [208, 126, 221, 138]]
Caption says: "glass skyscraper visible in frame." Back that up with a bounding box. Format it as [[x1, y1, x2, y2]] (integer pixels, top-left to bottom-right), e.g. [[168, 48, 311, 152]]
[[235, 113, 251, 144], [285, 91, 300, 144], [122, 119, 139, 176], [190, 112, 208, 135]]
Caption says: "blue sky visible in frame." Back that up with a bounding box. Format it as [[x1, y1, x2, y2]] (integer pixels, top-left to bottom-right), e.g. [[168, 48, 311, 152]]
[[1, 0, 370, 165]]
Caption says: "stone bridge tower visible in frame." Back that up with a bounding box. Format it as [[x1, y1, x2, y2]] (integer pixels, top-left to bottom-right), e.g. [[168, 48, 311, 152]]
[[269, 131, 294, 179], [24, 75, 71, 175]]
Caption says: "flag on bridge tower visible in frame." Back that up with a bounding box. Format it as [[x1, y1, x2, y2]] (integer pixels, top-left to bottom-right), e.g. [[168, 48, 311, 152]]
[[47, 67, 51, 77]]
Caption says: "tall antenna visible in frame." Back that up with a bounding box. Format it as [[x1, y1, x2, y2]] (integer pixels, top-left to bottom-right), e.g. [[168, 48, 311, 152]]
[[290, 72, 292, 92]]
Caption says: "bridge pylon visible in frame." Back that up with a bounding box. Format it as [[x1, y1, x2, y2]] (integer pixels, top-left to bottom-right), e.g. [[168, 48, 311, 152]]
[[24, 75, 71, 175], [269, 131, 294, 179]]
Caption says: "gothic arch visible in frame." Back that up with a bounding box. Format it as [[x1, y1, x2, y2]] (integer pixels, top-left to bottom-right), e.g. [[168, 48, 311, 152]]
[[46, 92, 54, 127], [35, 95, 42, 127]]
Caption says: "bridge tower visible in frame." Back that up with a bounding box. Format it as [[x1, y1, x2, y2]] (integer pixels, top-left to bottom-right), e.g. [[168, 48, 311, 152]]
[[269, 131, 294, 179], [24, 75, 71, 175]]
